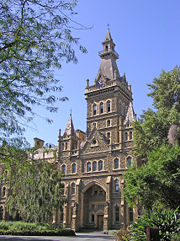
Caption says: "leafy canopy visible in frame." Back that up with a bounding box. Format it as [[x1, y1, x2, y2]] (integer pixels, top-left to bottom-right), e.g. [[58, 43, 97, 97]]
[[0, 0, 87, 145], [124, 66, 180, 210]]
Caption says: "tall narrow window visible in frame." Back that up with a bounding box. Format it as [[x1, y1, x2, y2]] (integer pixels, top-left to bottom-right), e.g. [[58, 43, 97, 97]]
[[91, 214, 95, 223], [0, 207, 3, 220], [115, 205, 120, 222], [93, 161, 97, 171], [2, 187, 6, 197], [127, 157, 132, 167], [72, 163, 76, 173], [115, 179, 119, 192], [107, 120, 110, 127], [114, 158, 119, 169], [107, 100, 111, 112], [129, 208, 133, 224], [62, 143, 64, 150], [87, 162, 91, 172], [93, 104, 97, 115], [72, 183, 75, 194], [106, 45, 108, 51], [62, 165, 66, 174], [125, 132, 128, 141], [100, 102, 103, 114], [107, 132, 110, 144], [129, 131, 133, 140], [98, 160, 103, 171]]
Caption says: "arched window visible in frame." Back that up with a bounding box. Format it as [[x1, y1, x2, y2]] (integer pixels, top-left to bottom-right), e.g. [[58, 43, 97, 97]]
[[72, 163, 76, 173], [107, 100, 111, 112], [129, 207, 133, 224], [107, 120, 110, 127], [93, 161, 97, 171], [114, 158, 119, 169], [115, 179, 119, 192], [127, 157, 132, 167], [125, 132, 128, 141], [106, 45, 108, 51], [98, 160, 103, 171], [129, 131, 133, 140], [100, 102, 103, 114], [2, 187, 6, 197], [62, 143, 64, 150], [62, 164, 66, 174], [0, 206, 3, 220], [115, 205, 120, 222], [65, 143, 68, 150], [87, 162, 91, 172], [71, 183, 75, 194], [93, 104, 97, 115]]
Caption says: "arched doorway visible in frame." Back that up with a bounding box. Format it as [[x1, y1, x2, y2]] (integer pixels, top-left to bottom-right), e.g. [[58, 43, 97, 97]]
[[83, 184, 106, 230]]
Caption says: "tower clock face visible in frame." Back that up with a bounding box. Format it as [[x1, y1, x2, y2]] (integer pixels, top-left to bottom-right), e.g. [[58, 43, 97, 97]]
[[96, 79, 104, 88]]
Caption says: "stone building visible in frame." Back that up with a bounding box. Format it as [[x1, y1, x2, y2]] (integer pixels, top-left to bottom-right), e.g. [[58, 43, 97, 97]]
[[0, 29, 137, 231], [57, 29, 137, 231]]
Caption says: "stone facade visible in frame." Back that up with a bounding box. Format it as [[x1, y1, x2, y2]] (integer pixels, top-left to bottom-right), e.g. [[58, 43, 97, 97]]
[[0, 29, 137, 231], [57, 29, 137, 231]]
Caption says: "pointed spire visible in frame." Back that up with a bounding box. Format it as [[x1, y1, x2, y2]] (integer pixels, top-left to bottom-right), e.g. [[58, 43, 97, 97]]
[[104, 25, 113, 42], [64, 114, 75, 136], [124, 102, 136, 125]]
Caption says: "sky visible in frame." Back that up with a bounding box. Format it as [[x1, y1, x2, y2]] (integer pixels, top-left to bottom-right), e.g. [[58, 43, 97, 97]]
[[24, 0, 180, 146]]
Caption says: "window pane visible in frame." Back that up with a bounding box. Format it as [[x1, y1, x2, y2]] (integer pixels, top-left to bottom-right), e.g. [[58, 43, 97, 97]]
[[107, 101, 111, 112], [93, 104, 97, 115], [99, 161, 103, 171], [114, 158, 119, 169], [115, 206, 119, 222], [100, 102, 103, 114], [115, 180, 119, 192], [127, 157, 132, 167], [72, 163, 76, 173], [93, 161, 97, 171], [72, 183, 75, 194], [87, 162, 91, 172], [62, 165, 66, 174]]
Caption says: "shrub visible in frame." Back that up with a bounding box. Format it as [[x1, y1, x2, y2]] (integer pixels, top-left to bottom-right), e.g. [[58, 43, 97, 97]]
[[129, 207, 180, 241], [115, 229, 130, 241]]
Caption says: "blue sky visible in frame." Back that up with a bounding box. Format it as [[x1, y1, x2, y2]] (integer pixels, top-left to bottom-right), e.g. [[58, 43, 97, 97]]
[[25, 0, 180, 146]]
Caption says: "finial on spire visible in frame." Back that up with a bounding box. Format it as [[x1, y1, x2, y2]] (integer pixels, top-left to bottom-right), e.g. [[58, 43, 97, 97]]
[[107, 24, 110, 30], [70, 108, 72, 116]]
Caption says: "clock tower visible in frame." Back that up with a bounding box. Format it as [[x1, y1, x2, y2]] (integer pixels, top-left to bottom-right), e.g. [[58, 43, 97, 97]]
[[85, 28, 133, 146]]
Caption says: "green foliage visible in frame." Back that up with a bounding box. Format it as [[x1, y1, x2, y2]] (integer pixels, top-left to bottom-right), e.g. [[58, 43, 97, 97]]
[[115, 230, 130, 241], [1, 146, 64, 223], [133, 66, 180, 163], [129, 208, 180, 241], [0, 221, 53, 231], [124, 144, 180, 210], [0, 0, 87, 144]]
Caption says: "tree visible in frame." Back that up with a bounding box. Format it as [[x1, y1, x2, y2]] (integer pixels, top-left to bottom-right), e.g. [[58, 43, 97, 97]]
[[1, 146, 64, 223], [124, 66, 180, 211], [0, 0, 87, 145]]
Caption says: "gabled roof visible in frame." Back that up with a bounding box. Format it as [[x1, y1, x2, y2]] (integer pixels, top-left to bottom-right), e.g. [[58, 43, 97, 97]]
[[63, 114, 75, 136], [124, 102, 136, 125]]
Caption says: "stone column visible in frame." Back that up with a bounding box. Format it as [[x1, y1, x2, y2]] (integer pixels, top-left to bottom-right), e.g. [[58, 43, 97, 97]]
[[71, 202, 78, 231], [63, 204, 68, 228], [103, 201, 110, 233]]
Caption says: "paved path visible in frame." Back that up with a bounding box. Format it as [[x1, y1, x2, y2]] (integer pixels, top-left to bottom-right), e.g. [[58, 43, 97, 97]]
[[0, 232, 115, 241]]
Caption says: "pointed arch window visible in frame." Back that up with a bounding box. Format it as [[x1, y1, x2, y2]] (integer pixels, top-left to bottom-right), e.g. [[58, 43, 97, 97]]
[[129, 131, 133, 140], [98, 160, 103, 171], [114, 158, 119, 169], [93, 161, 97, 171], [127, 157, 132, 167], [72, 163, 76, 173], [115, 179, 120, 192], [62, 164, 66, 174], [93, 104, 97, 115], [129, 207, 133, 224], [71, 183, 75, 194], [100, 102, 104, 114], [107, 100, 111, 112], [87, 162, 91, 172]]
